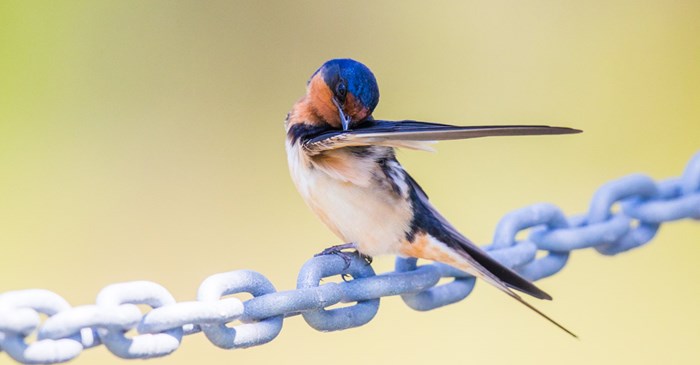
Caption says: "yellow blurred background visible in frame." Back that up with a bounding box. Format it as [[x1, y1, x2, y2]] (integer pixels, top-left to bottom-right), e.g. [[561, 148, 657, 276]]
[[1, 1, 699, 364]]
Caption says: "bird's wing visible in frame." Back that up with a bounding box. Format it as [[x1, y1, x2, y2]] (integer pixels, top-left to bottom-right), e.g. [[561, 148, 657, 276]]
[[404, 173, 577, 337], [303, 120, 581, 155], [404, 172, 552, 299]]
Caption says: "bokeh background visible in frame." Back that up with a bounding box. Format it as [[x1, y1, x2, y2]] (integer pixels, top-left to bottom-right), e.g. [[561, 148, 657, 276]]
[[1, 1, 699, 364]]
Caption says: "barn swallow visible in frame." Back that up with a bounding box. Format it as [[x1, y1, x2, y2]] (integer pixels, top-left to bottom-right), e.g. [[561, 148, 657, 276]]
[[285, 58, 580, 337]]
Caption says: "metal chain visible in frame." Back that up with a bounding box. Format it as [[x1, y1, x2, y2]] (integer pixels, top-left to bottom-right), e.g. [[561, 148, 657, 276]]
[[1, 151, 699, 364]]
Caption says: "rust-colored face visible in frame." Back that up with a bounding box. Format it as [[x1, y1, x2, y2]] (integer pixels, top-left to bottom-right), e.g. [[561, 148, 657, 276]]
[[306, 72, 343, 129], [344, 93, 372, 124]]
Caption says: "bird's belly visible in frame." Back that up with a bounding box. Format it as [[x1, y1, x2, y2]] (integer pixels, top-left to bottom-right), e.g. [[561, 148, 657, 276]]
[[291, 163, 412, 257], [308, 175, 412, 257]]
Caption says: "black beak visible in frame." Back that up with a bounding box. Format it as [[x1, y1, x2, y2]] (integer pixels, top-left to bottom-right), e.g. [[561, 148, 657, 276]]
[[332, 98, 351, 130]]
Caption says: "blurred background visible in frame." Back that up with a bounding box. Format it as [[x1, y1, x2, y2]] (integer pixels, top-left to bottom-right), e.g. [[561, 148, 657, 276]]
[[1, 1, 699, 364]]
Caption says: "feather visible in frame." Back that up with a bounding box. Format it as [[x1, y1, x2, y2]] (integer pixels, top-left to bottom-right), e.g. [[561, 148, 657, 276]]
[[403, 172, 577, 337], [303, 120, 580, 154]]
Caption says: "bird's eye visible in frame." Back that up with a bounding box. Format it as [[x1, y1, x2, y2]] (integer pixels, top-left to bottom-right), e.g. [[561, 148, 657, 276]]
[[335, 82, 347, 101]]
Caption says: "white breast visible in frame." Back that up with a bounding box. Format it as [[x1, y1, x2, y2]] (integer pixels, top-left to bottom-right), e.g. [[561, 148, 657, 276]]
[[286, 141, 413, 257]]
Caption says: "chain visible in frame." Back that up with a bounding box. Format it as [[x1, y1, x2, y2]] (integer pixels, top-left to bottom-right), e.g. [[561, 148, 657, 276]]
[[1, 151, 698, 364]]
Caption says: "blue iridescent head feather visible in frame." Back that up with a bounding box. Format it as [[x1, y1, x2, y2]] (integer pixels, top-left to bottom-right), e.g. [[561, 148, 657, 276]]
[[312, 58, 380, 114]]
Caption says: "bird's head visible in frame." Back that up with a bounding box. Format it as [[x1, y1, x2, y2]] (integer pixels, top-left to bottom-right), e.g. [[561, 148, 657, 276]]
[[305, 59, 380, 130]]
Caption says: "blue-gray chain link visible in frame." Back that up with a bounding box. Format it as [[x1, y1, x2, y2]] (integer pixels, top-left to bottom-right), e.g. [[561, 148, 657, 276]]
[[1, 151, 699, 364]]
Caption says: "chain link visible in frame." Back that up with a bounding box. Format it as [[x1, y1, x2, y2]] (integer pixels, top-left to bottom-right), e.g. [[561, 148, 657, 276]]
[[1, 151, 699, 364]]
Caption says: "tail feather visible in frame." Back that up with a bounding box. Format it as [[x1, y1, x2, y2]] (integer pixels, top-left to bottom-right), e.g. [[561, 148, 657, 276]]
[[503, 287, 578, 338], [453, 244, 577, 337], [448, 255, 577, 338], [404, 170, 576, 337], [405, 171, 552, 299], [452, 250, 577, 338], [454, 237, 553, 300]]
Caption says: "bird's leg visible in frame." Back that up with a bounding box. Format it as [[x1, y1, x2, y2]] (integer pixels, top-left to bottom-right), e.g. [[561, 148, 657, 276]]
[[315, 242, 369, 272]]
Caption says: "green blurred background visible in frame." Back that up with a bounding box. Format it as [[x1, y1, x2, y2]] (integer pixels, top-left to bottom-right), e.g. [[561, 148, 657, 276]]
[[1, 1, 699, 364]]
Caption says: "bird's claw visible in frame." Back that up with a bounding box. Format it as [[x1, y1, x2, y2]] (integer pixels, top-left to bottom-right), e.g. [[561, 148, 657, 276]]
[[315, 248, 354, 270], [315, 243, 372, 271]]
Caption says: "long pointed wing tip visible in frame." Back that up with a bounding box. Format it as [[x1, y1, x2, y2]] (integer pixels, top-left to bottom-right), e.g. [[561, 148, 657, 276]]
[[540, 292, 553, 301], [550, 126, 583, 134]]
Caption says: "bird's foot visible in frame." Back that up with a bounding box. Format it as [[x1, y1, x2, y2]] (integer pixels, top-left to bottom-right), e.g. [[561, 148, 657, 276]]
[[315, 243, 356, 269], [315, 242, 357, 257], [315, 243, 373, 272]]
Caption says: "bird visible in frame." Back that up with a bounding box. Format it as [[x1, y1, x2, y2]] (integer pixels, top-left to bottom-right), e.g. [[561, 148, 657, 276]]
[[284, 58, 580, 337]]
